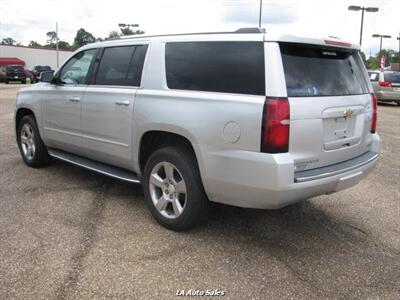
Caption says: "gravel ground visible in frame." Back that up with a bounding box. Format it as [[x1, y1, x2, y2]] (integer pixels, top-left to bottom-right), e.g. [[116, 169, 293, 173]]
[[0, 84, 399, 299]]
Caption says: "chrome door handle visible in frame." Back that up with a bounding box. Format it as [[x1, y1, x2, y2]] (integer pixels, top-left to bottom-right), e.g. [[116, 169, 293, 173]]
[[68, 97, 80, 103], [115, 100, 130, 106]]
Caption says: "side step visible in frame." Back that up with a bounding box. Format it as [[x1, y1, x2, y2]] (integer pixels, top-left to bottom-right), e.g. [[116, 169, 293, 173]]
[[48, 149, 141, 184]]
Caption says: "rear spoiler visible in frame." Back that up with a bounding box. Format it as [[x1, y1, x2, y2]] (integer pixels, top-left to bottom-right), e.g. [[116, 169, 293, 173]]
[[265, 34, 360, 51]]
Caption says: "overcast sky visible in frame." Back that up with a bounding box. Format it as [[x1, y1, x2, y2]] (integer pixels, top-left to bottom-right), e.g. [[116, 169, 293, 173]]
[[0, 0, 399, 56]]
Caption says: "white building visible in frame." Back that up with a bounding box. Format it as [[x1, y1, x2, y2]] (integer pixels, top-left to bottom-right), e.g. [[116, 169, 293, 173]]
[[0, 44, 73, 70]]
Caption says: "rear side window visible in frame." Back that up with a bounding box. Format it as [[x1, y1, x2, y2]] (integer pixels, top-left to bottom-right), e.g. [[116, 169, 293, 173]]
[[384, 72, 400, 83], [165, 42, 265, 95], [95, 45, 148, 86], [126, 45, 148, 86], [280, 44, 369, 97]]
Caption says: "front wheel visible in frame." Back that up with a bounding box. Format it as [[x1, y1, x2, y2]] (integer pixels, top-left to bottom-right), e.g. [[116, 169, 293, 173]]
[[143, 146, 208, 231], [17, 115, 51, 168]]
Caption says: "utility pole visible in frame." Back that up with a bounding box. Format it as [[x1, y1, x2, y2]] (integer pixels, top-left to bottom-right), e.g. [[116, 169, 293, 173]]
[[258, 0, 263, 28], [56, 22, 59, 68]]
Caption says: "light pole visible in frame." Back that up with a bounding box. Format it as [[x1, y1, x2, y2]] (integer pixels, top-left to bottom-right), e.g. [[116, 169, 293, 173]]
[[397, 32, 400, 54], [348, 5, 379, 47], [119, 23, 139, 30], [258, 0, 263, 28], [372, 34, 391, 53]]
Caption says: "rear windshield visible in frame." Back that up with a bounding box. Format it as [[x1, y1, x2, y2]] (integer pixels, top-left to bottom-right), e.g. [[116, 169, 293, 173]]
[[280, 44, 369, 97], [6, 66, 24, 72], [384, 72, 400, 83]]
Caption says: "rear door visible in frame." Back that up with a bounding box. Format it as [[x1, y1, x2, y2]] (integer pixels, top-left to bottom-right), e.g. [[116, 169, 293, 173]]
[[279, 43, 374, 171], [81, 44, 148, 169]]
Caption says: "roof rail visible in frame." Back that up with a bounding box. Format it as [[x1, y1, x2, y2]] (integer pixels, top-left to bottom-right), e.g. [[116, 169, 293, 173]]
[[116, 28, 265, 41], [235, 28, 265, 34]]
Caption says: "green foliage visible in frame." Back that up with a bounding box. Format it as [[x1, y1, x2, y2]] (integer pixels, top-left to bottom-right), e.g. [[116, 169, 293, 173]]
[[73, 28, 96, 48], [1, 37, 16, 45], [366, 56, 379, 70], [106, 30, 121, 40], [120, 28, 145, 36], [29, 41, 42, 47]]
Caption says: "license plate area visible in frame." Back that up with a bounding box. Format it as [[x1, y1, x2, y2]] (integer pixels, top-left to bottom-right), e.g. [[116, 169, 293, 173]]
[[322, 106, 364, 151]]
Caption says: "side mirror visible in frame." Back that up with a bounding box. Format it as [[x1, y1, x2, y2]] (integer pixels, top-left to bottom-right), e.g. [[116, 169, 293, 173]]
[[40, 71, 54, 83]]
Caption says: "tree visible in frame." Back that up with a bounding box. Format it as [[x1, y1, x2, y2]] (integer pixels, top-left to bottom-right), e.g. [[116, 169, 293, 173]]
[[366, 56, 379, 70], [46, 31, 58, 43], [106, 30, 121, 40], [1, 37, 16, 45], [120, 27, 145, 36], [29, 40, 42, 47], [73, 28, 96, 48], [57, 40, 71, 50]]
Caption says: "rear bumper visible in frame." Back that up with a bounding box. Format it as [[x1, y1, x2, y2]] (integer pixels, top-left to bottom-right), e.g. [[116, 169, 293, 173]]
[[376, 91, 400, 102], [197, 134, 380, 209]]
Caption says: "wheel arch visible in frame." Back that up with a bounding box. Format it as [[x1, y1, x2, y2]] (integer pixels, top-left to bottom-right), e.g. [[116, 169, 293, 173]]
[[138, 130, 201, 174]]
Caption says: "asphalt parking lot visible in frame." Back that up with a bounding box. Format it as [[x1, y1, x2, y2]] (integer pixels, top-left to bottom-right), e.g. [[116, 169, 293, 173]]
[[0, 84, 399, 299]]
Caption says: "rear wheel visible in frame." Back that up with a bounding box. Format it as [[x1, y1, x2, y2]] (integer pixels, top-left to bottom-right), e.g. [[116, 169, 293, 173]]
[[17, 115, 51, 168], [143, 146, 208, 231], [5, 80, 8, 84]]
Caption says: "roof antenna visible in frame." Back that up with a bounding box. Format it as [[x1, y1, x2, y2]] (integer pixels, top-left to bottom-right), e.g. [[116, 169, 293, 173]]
[[258, 0, 263, 28]]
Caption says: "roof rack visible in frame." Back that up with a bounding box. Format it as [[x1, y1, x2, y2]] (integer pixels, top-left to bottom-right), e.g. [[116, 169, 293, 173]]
[[118, 28, 265, 40]]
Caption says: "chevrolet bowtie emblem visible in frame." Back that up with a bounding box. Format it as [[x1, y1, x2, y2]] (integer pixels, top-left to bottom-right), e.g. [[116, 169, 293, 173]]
[[344, 108, 353, 117]]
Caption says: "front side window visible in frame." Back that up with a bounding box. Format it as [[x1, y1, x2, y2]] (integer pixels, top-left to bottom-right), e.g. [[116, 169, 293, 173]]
[[59, 49, 96, 84], [95, 45, 148, 86], [281, 44, 370, 97], [165, 42, 265, 95]]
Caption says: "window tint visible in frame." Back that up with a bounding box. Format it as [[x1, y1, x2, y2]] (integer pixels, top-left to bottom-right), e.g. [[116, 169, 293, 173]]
[[165, 42, 265, 95], [281, 44, 369, 97], [126, 45, 148, 86], [368, 72, 379, 81], [95, 45, 148, 86], [59, 49, 96, 84], [96, 46, 135, 86], [7, 66, 24, 72], [384, 72, 400, 83]]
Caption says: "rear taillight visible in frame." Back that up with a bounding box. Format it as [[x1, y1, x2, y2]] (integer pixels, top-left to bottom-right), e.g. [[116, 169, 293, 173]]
[[261, 98, 290, 153], [371, 94, 377, 134], [378, 81, 392, 87]]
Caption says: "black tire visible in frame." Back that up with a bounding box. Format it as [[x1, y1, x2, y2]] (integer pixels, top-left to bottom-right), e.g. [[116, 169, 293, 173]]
[[17, 115, 51, 168], [143, 146, 208, 231], [22, 80, 26, 84], [5, 80, 9, 84]]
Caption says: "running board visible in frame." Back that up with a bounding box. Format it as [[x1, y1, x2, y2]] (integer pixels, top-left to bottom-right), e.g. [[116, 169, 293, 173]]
[[48, 149, 141, 184]]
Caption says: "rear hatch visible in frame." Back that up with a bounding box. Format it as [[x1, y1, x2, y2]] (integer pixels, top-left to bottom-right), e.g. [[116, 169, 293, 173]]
[[279, 43, 374, 171]]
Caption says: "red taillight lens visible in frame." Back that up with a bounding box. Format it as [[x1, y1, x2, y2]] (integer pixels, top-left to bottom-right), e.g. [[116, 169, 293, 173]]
[[371, 94, 377, 134], [378, 81, 392, 87], [261, 98, 290, 153]]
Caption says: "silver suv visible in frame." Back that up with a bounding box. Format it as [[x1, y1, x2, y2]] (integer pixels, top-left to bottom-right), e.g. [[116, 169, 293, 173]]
[[368, 70, 400, 105], [15, 29, 380, 230]]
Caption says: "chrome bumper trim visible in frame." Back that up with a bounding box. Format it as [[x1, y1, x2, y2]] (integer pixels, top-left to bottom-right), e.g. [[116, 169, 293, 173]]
[[295, 152, 379, 183]]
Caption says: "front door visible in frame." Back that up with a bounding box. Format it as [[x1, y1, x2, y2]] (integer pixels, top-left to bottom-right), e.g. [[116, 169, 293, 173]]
[[41, 49, 97, 154]]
